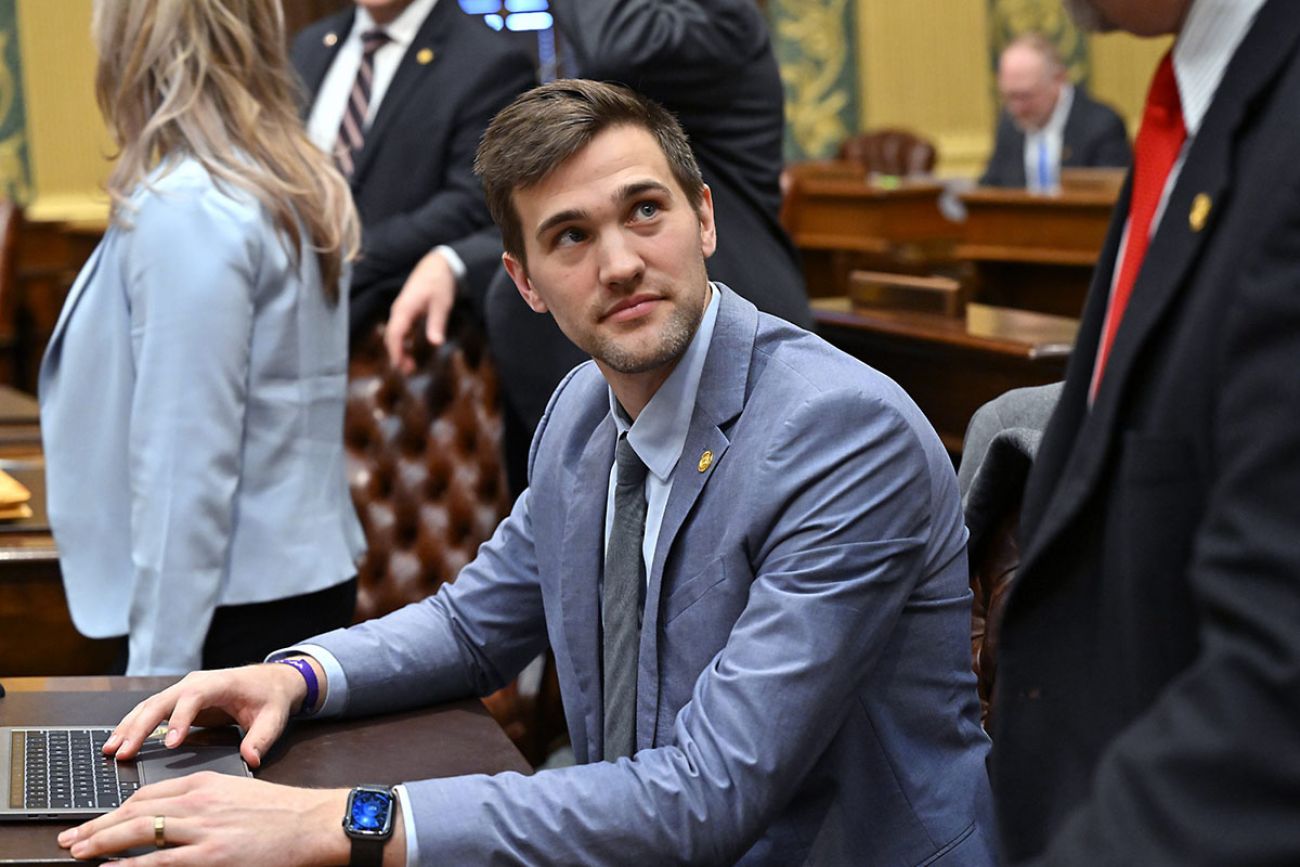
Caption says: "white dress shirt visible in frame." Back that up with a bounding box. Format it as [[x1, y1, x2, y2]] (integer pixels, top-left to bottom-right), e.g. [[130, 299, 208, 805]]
[[1022, 83, 1074, 194], [305, 0, 440, 154]]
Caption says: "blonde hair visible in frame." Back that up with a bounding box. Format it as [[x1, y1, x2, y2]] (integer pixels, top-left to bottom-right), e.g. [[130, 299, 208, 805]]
[[93, 0, 359, 300]]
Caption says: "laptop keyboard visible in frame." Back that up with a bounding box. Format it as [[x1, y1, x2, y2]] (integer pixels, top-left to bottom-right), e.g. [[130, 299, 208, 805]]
[[17, 729, 139, 811]]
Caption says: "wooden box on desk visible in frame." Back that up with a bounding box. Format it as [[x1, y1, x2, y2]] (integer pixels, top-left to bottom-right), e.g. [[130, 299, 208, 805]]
[[814, 294, 1076, 457]]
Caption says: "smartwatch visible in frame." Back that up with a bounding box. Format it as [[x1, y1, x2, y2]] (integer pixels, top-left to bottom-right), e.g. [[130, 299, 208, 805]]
[[342, 785, 396, 867]]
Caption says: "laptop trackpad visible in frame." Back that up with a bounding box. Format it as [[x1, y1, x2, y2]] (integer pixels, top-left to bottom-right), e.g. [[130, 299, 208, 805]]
[[135, 728, 251, 784]]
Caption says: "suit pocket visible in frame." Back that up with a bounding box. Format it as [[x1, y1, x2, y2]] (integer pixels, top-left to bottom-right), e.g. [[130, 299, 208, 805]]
[[662, 555, 730, 625]]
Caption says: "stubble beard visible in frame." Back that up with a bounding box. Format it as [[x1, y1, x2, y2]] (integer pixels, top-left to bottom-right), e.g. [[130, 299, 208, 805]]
[[592, 287, 704, 375]]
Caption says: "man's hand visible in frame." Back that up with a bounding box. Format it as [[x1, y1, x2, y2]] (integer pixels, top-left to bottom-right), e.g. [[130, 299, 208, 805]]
[[56, 773, 373, 866], [384, 249, 457, 374], [103, 662, 316, 769]]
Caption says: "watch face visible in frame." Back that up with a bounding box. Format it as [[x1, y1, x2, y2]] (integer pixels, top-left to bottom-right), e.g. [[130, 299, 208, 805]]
[[345, 788, 394, 837]]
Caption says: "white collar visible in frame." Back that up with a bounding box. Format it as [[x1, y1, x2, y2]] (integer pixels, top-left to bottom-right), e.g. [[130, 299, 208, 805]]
[[1172, 0, 1267, 136], [354, 0, 439, 48]]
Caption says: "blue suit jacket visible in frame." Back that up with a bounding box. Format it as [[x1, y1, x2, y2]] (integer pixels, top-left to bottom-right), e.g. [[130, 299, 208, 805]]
[[39, 159, 365, 674], [312, 287, 995, 864]]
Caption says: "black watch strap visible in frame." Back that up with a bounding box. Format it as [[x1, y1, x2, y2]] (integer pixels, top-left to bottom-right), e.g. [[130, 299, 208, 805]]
[[350, 837, 384, 867]]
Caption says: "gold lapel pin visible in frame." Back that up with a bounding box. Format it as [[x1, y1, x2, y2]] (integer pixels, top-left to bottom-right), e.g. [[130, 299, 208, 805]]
[[1189, 193, 1212, 232], [323, 32, 338, 47], [416, 48, 435, 65], [697, 450, 713, 473]]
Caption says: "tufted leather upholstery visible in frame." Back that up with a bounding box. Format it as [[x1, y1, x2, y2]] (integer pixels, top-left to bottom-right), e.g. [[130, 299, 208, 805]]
[[345, 312, 564, 763], [968, 507, 1020, 729], [345, 314, 509, 620], [837, 128, 938, 177]]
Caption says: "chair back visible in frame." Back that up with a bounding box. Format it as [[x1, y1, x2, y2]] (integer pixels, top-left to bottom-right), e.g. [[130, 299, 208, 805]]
[[837, 128, 938, 176]]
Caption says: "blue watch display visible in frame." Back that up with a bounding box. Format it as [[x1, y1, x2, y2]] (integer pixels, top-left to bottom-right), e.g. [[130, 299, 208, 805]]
[[343, 786, 394, 867]]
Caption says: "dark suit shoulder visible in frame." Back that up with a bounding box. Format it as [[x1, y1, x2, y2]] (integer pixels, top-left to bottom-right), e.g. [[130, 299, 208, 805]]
[[290, 8, 355, 62]]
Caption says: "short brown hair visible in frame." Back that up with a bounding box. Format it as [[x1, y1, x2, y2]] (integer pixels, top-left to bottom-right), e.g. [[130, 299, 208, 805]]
[[474, 79, 705, 263]]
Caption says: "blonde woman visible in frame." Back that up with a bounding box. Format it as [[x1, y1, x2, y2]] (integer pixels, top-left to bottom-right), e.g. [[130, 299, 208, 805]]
[[39, 0, 365, 675]]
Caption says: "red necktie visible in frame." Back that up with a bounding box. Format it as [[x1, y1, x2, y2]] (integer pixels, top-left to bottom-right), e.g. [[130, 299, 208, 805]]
[[1090, 51, 1186, 400]]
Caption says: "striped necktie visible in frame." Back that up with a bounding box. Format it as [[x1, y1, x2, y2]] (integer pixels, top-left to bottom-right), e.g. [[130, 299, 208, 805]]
[[334, 28, 391, 179]]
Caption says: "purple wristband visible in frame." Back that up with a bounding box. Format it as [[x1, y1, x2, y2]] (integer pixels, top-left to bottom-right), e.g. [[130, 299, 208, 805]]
[[276, 658, 319, 716]]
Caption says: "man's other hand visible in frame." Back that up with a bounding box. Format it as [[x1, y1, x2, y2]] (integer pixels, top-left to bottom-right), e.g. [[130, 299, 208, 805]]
[[385, 249, 457, 374], [102, 661, 316, 769]]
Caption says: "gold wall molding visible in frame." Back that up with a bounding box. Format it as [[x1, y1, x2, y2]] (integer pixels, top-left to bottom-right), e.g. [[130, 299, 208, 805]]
[[772, 0, 858, 159], [17, 0, 110, 224]]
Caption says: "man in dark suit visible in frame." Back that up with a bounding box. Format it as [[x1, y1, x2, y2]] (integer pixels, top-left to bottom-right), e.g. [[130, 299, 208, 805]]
[[292, 0, 534, 336], [980, 33, 1130, 189], [385, 1, 812, 492], [993, 0, 1300, 863]]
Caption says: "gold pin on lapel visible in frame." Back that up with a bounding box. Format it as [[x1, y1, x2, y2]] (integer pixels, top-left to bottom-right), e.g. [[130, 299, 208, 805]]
[[1189, 193, 1212, 232], [416, 48, 435, 65], [323, 32, 338, 47], [697, 450, 713, 473]]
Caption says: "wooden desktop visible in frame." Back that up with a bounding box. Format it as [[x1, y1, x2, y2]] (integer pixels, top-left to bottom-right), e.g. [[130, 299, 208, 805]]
[[0, 678, 531, 865]]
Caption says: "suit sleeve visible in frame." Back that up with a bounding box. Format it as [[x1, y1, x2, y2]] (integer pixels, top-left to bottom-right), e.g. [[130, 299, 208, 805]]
[[446, 224, 507, 317], [553, 0, 768, 78], [382, 389, 939, 863], [1090, 109, 1133, 169], [980, 113, 1020, 187], [120, 184, 258, 675], [1025, 181, 1300, 865], [348, 50, 535, 294]]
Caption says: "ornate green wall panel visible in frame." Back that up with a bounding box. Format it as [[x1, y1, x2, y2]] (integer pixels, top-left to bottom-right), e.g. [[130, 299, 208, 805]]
[[769, 0, 859, 160], [988, 0, 1090, 85], [0, 0, 30, 203]]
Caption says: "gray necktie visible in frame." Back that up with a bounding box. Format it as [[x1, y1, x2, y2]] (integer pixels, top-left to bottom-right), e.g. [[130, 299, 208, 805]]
[[602, 435, 648, 760]]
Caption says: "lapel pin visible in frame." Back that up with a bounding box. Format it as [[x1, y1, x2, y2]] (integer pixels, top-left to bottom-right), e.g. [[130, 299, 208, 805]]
[[416, 48, 435, 65], [697, 450, 713, 473], [323, 32, 338, 47], [1189, 193, 1211, 232]]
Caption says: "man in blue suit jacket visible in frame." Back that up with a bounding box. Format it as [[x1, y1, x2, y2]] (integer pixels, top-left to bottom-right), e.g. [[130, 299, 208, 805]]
[[64, 81, 995, 866]]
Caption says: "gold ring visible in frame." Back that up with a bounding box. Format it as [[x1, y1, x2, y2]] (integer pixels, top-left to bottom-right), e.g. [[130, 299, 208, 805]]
[[154, 815, 166, 848]]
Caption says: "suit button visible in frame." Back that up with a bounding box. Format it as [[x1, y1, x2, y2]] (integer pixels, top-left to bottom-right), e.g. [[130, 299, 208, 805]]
[[1021, 687, 1042, 701]]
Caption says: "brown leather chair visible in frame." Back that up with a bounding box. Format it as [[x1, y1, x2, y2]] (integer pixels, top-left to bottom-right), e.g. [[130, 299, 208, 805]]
[[837, 128, 938, 177], [345, 311, 564, 763]]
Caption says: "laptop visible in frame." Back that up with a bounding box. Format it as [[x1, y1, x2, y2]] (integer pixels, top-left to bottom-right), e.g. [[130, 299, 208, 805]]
[[0, 724, 251, 820]]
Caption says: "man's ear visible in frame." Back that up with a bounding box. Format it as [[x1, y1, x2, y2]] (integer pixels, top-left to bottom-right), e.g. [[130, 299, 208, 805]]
[[503, 252, 548, 313], [698, 184, 718, 259]]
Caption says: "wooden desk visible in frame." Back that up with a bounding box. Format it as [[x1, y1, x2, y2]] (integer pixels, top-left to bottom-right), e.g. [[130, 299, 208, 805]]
[[0, 387, 41, 459], [957, 187, 1118, 318], [782, 162, 960, 296], [815, 298, 1075, 456], [0, 459, 117, 678], [0, 677, 531, 865]]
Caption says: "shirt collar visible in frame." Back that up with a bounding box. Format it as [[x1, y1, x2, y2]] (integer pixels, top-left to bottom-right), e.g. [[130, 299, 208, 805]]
[[1043, 82, 1074, 137], [1173, 0, 1266, 137], [354, 0, 439, 48], [609, 283, 722, 481]]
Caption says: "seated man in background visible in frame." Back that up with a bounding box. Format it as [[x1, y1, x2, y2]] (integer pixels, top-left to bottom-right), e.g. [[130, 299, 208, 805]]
[[980, 32, 1131, 190], [293, 0, 534, 336], [385, 0, 812, 495], [59, 81, 995, 867]]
